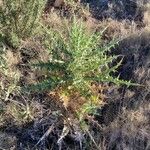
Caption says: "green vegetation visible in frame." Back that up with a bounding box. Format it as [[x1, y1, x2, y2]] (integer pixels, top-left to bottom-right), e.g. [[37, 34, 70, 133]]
[[31, 17, 133, 122], [0, 44, 20, 101], [0, 0, 149, 149], [0, 0, 46, 48], [0, 0, 133, 124]]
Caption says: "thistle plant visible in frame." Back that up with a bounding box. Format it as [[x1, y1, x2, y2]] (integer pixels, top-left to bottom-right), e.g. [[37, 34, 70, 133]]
[[0, 0, 46, 48], [32, 17, 134, 122]]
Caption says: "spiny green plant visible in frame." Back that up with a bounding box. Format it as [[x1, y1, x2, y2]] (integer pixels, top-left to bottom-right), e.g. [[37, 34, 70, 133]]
[[0, 0, 46, 48], [31, 17, 136, 123]]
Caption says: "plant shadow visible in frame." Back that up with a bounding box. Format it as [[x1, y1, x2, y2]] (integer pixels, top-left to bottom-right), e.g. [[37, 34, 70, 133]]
[[96, 31, 150, 125], [81, 0, 146, 23]]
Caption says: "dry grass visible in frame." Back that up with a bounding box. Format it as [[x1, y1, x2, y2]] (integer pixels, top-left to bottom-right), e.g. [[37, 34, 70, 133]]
[[105, 102, 150, 150], [0, 0, 150, 150]]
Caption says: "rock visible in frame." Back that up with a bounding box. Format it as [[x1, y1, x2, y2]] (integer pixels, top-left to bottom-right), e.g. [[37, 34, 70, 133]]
[[54, 0, 64, 8]]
